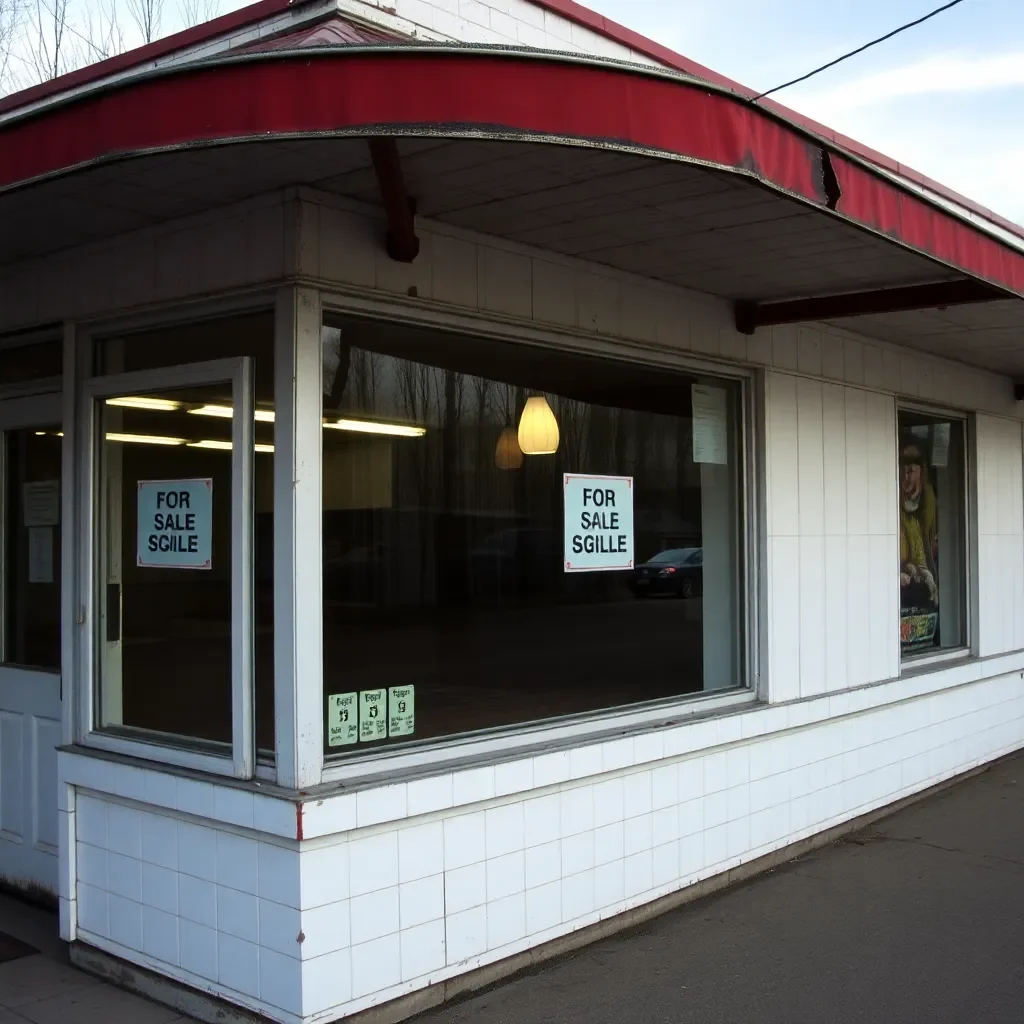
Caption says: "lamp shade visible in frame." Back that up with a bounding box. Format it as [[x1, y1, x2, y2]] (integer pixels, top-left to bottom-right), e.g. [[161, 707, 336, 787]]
[[494, 426, 524, 470], [518, 395, 560, 455]]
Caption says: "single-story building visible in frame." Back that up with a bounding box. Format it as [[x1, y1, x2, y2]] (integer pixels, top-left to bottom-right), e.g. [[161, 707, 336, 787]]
[[1, 0, 1023, 1020]]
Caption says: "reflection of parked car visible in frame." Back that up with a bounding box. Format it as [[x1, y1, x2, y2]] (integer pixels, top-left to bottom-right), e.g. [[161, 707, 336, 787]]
[[629, 548, 702, 598]]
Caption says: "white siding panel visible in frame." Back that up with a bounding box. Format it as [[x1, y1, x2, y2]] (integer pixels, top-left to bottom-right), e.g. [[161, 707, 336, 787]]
[[798, 535, 825, 697], [823, 536, 848, 692], [796, 378, 825, 537], [821, 384, 848, 537], [767, 373, 800, 539], [976, 417, 1024, 656], [770, 536, 801, 703], [844, 389, 869, 536], [846, 536, 872, 688]]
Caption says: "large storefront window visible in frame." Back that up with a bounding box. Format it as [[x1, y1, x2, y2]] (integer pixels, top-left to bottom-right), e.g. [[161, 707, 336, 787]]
[[322, 318, 746, 754], [898, 409, 967, 659], [94, 314, 274, 753]]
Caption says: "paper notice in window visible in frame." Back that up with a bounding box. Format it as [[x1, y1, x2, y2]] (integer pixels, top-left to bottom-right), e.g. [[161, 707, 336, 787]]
[[359, 688, 388, 742], [327, 692, 358, 747], [388, 686, 415, 738], [23, 480, 59, 527], [28, 527, 53, 584], [692, 385, 728, 464]]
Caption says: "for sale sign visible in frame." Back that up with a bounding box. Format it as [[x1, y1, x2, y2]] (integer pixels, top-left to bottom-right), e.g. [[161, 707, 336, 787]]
[[563, 473, 634, 573]]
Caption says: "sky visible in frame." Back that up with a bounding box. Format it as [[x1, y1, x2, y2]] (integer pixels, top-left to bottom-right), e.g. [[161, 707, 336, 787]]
[[584, 0, 1024, 224]]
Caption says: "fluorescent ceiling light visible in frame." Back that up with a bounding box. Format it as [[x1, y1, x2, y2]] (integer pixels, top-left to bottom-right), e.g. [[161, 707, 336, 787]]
[[106, 433, 185, 446], [323, 418, 426, 437], [187, 439, 232, 450], [106, 396, 183, 411], [189, 404, 275, 423], [186, 440, 275, 453]]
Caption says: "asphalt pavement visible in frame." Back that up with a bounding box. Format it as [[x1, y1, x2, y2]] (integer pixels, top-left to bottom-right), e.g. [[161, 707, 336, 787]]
[[418, 752, 1024, 1024]]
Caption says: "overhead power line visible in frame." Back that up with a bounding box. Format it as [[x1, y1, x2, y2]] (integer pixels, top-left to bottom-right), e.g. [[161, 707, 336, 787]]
[[751, 0, 967, 102]]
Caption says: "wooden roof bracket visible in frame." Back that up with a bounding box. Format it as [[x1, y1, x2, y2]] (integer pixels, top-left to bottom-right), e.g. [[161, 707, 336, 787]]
[[368, 137, 420, 263], [735, 279, 1002, 335]]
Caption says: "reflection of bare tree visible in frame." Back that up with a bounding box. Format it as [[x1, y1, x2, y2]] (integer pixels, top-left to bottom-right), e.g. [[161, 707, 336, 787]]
[[557, 397, 588, 473], [613, 408, 630, 475], [349, 348, 379, 414], [471, 375, 493, 510]]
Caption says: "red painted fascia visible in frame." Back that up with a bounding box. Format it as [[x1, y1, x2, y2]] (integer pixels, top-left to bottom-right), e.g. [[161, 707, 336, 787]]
[[530, 0, 1024, 241], [0, 0, 316, 117], [1, 51, 1022, 299]]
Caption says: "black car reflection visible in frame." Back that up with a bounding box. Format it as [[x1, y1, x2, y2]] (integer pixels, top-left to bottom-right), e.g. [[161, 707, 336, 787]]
[[629, 548, 703, 598]]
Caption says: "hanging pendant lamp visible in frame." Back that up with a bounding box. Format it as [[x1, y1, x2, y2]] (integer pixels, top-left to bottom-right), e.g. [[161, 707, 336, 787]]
[[494, 426, 524, 470], [518, 395, 560, 455]]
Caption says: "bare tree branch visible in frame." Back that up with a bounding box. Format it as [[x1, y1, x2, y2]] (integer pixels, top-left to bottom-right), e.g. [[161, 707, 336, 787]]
[[177, 0, 217, 29], [26, 0, 80, 82], [126, 0, 162, 44], [0, 0, 19, 90], [81, 0, 125, 60]]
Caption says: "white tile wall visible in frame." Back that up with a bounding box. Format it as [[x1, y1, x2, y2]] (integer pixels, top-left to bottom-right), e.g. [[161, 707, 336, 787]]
[[976, 416, 1024, 656], [381, 0, 661, 65], [72, 798, 305, 1020], [766, 372, 899, 700]]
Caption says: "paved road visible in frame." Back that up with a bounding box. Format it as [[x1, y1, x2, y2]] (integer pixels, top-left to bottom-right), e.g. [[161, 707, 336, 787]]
[[420, 753, 1024, 1024]]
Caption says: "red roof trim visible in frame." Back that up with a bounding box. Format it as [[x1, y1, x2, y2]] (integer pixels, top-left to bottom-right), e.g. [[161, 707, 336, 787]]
[[0, 50, 1021, 299], [0, 0, 313, 116], [531, 0, 1024, 241]]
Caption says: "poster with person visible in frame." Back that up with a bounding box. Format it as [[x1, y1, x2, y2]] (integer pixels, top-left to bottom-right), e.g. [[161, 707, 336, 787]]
[[899, 429, 939, 653]]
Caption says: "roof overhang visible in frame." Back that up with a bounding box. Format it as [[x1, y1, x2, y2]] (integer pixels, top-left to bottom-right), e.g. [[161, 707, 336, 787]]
[[2, 46, 1023, 374]]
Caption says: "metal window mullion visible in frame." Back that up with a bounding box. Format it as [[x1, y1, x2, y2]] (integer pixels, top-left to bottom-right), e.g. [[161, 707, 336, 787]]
[[77, 331, 97, 743], [60, 322, 77, 739], [273, 285, 323, 790], [232, 357, 255, 779]]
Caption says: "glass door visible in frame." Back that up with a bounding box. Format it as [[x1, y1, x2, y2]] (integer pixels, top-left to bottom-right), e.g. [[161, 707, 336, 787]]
[[79, 358, 255, 778]]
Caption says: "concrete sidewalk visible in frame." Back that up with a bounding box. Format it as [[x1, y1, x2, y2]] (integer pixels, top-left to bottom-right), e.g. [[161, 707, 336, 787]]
[[420, 751, 1024, 1024], [0, 895, 197, 1024], [2, 752, 1023, 1024]]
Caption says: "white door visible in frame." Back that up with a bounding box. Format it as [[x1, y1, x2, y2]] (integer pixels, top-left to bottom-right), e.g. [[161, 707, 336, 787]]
[[0, 391, 63, 896]]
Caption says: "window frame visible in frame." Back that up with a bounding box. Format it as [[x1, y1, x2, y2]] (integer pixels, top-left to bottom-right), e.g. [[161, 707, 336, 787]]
[[75, 357, 255, 780], [895, 400, 973, 671], [315, 289, 761, 783]]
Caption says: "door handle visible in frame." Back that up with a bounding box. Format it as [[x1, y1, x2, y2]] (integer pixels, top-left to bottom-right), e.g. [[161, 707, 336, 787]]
[[106, 583, 121, 643]]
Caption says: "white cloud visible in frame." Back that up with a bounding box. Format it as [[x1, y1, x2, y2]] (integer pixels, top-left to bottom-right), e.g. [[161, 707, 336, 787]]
[[791, 51, 1024, 116]]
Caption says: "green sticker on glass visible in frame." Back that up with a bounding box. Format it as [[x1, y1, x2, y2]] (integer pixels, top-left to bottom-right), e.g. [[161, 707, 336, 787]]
[[389, 686, 415, 738], [359, 688, 388, 742], [327, 692, 358, 747]]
